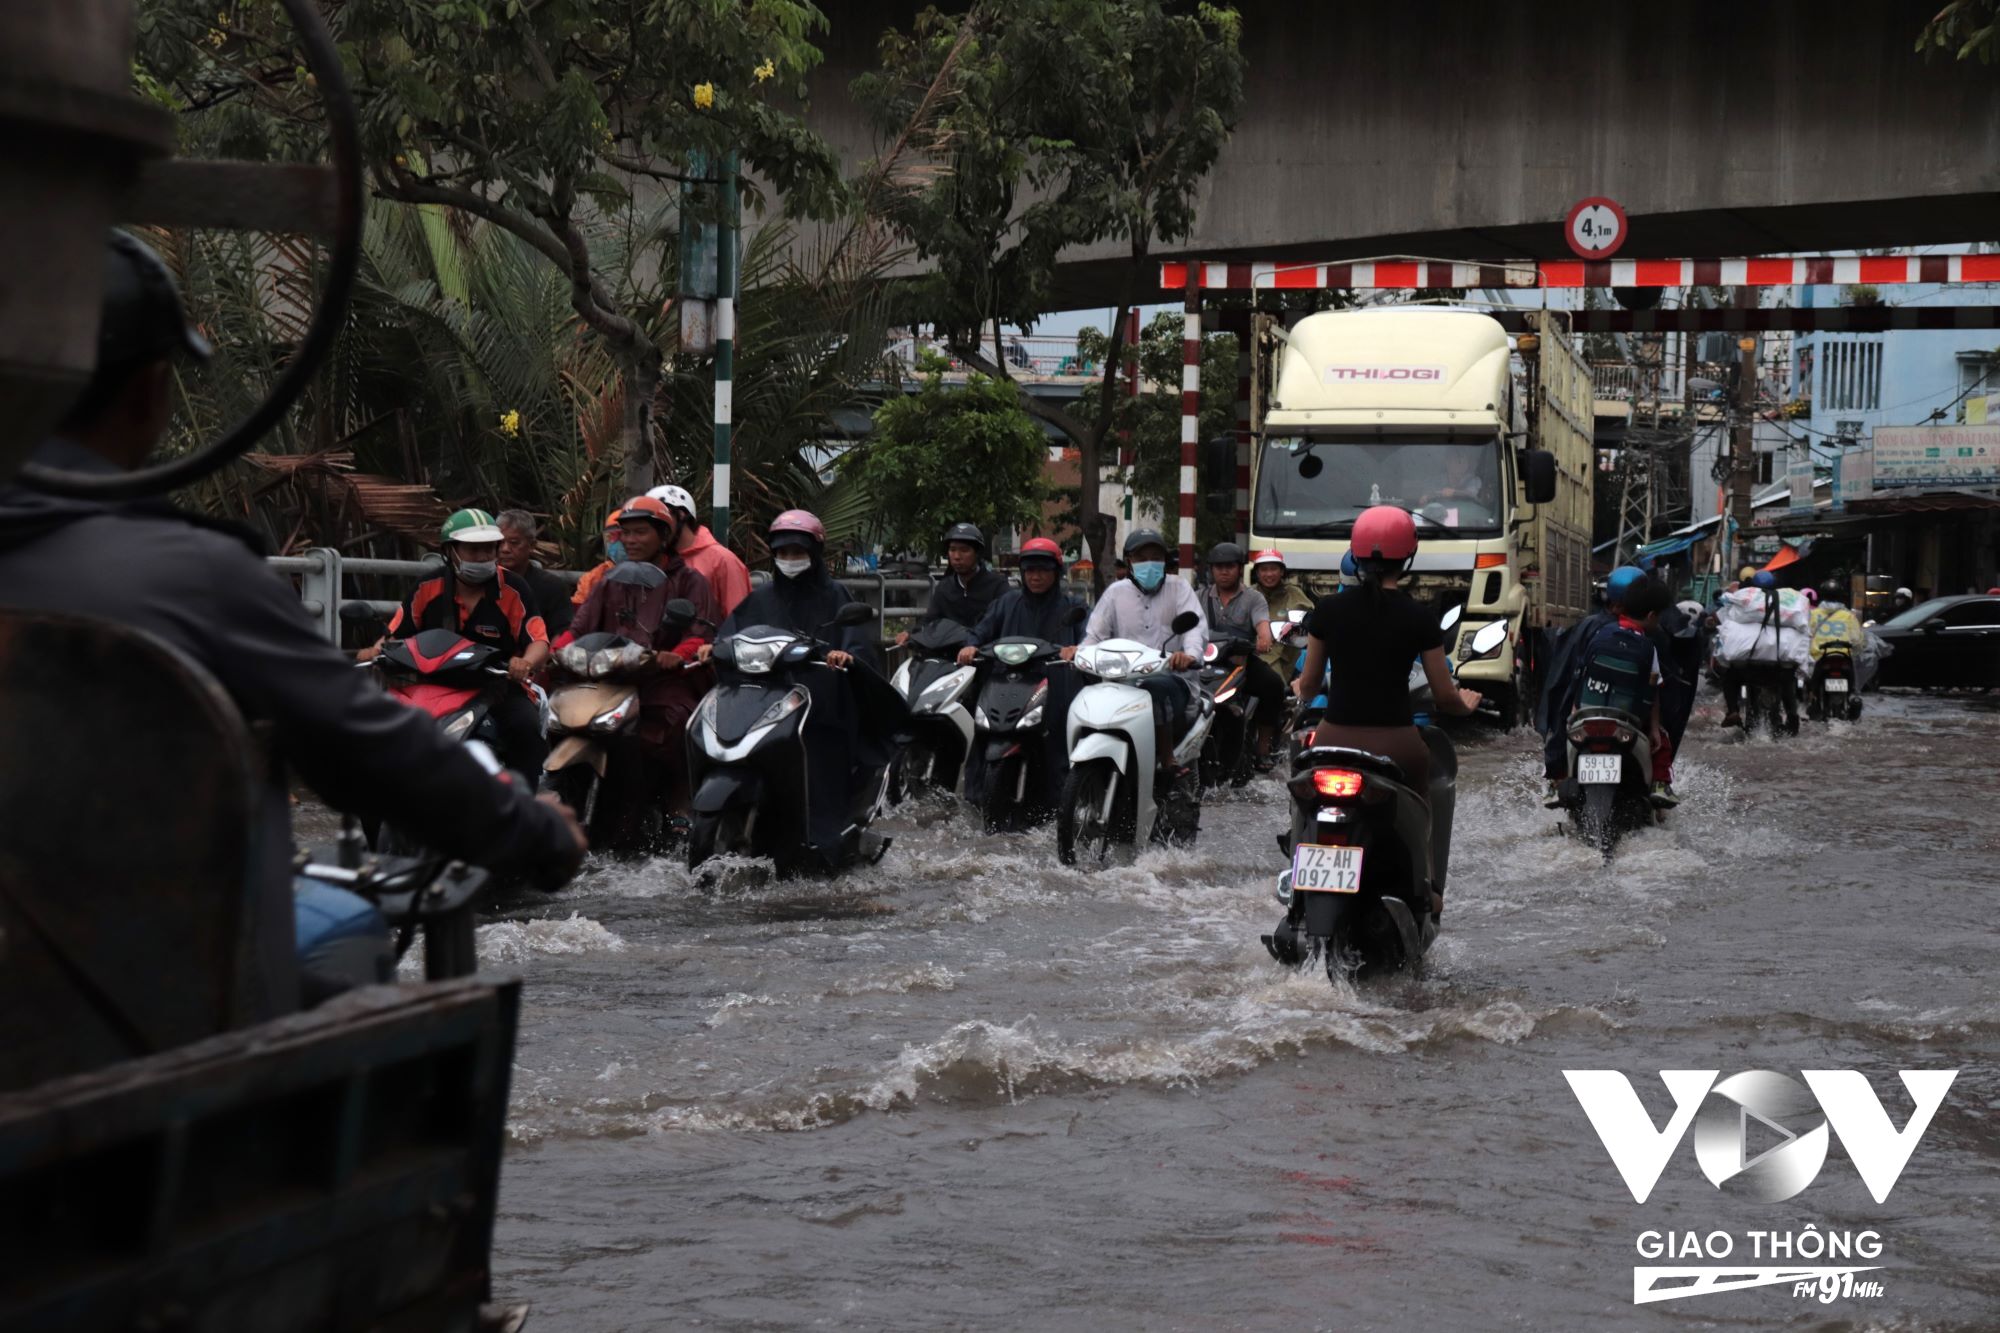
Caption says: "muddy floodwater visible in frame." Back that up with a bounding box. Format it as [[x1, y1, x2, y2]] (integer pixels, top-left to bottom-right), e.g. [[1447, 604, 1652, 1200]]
[[430, 693, 2000, 1329]]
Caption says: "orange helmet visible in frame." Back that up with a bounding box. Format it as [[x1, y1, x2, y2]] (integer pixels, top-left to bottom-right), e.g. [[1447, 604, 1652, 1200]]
[[619, 495, 676, 528], [1350, 506, 1418, 563], [1249, 549, 1286, 571], [1019, 536, 1064, 567]]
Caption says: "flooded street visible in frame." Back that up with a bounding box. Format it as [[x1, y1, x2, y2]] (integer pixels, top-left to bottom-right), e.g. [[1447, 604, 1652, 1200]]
[[471, 693, 2000, 1329]]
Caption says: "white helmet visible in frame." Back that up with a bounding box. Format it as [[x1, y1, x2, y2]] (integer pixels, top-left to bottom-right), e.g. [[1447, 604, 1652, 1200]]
[[647, 484, 697, 518]]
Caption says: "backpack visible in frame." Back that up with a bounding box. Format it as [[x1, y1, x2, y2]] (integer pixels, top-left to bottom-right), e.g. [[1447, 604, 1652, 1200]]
[[1576, 621, 1655, 719]]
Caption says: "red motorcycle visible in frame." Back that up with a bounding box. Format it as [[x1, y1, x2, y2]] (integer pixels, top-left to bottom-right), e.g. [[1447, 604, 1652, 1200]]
[[372, 626, 514, 751]]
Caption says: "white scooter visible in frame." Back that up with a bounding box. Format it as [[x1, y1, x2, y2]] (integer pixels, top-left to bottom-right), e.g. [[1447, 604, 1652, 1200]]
[[1057, 610, 1212, 866]]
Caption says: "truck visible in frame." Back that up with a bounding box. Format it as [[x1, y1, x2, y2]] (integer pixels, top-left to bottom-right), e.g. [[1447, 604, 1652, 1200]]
[[1244, 306, 1594, 725]]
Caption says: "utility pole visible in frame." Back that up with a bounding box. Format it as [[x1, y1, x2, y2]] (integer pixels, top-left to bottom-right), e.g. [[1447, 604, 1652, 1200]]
[[711, 151, 739, 546], [1729, 286, 1759, 570]]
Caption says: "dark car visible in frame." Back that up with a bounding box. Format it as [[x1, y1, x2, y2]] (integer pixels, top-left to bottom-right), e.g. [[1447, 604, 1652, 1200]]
[[1873, 596, 2000, 688]]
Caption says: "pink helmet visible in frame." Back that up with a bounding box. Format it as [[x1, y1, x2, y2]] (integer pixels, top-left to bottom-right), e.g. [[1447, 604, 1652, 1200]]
[[768, 509, 826, 547], [1350, 506, 1419, 563], [1800, 586, 1819, 607]]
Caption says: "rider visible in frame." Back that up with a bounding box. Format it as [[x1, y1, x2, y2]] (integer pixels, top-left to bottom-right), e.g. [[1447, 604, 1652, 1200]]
[[496, 508, 575, 638], [0, 231, 584, 1018], [1809, 578, 1866, 661], [898, 522, 1008, 647], [1080, 528, 1208, 756], [569, 507, 625, 610], [958, 537, 1086, 796], [1718, 570, 1800, 731], [1199, 541, 1287, 771], [560, 495, 718, 813], [1564, 571, 1679, 808], [646, 482, 751, 618], [709, 510, 909, 858], [364, 508, 551, 779], [1292, 507, 1480, 792], [1251, 549, 1315, 683]]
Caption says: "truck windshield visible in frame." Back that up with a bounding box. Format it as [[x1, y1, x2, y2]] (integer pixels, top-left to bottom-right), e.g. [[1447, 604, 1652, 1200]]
[[1254, 436, 1504, 537]]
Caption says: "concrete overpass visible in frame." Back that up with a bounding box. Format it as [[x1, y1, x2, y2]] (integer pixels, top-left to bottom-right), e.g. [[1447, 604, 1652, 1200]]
[[802, 0, 2000, 309]]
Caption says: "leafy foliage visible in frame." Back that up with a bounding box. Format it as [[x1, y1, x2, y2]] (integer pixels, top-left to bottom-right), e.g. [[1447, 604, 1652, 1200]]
[[1920, 0, 2000, 63], [852, 0, 1246, 582], [1068, 313, 1239, 550], [841, 368, 1050, 557]]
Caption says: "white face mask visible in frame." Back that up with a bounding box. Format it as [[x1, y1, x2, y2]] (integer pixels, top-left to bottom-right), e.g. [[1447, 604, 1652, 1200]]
[[774, 555, 814, 579]]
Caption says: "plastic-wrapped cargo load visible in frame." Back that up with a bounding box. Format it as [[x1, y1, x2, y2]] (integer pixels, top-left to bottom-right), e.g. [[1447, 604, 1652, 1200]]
[[1717, 587, 1810, 630], [1715, 617, 1810, 670]]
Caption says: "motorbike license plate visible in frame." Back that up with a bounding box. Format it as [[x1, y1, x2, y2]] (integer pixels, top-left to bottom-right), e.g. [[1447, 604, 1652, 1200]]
[[1824, 677, 1850, 693], [1578, 754, 1623, 785], [1290, 843, 1363, 893]]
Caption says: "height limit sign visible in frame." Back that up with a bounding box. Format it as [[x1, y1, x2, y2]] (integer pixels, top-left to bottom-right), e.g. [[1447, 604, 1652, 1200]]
[[1564, 197, 1628, 259]]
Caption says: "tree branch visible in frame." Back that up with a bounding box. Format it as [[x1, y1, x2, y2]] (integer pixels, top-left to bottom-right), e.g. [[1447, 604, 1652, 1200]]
[[376, 174, 573, 274], [950, 343, 1091, 443]]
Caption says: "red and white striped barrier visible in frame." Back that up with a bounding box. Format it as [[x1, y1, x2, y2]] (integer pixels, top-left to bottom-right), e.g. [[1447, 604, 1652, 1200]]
[[1163, 255, 2000, 292]]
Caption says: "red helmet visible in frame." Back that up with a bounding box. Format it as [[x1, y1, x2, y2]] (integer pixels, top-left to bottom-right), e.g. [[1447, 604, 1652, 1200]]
[[1018, 536, 1064, 567], [1249, 549, 1286, 570], [1349, 506, 1419, 563], [769, 509, 826, 546]]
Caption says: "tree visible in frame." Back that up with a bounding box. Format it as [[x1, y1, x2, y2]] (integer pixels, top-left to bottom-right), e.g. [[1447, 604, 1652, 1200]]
[[137, 0, 847, 495], [1070, 312, 1237, 551], [842, 358, 1050, 557], [854, 0, 1246, 586], [1920, 1, 2000, 63]]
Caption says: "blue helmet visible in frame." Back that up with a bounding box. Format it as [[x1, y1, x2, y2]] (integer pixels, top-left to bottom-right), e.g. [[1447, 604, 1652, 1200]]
[[1337, 551, 1359, 588], [1605, 565, 1647, 604], [1752, 570, 1778, 590]]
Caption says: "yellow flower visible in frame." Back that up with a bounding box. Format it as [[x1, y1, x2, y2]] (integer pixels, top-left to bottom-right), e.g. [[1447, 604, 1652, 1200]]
[[754, 59, 776, 83], [207, 27, 226, 47], [499, 409, 521, 438], [692, 82, 715, 110]]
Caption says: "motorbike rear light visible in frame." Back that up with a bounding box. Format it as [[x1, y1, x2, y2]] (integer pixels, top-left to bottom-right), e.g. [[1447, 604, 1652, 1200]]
[[1580, 720, 1622, 739], [1312, 768, 1365, 799]]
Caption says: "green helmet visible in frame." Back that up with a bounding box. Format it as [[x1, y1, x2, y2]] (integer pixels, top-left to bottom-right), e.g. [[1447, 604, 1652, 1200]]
[[440, 508, 504, 545]]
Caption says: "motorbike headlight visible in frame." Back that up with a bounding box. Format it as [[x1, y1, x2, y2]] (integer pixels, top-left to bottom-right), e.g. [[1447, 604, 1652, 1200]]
[[1087, 649, 1132, 680], [1018, 703, 1046, 728], [590, 692, 640, 732], [1214, 687, 1237, 704], [589, 642, 649, 678], [733, 639, 780, 674], [994, 642, 1034, 667], [755, 686, 810, 729], [916, 665, 976, 713], [442, 711, 479, 741], [557, 643, 591, 675]]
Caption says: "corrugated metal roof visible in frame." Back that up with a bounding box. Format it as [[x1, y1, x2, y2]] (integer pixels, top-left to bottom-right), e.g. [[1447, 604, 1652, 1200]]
[[245, 451, 454, 547]]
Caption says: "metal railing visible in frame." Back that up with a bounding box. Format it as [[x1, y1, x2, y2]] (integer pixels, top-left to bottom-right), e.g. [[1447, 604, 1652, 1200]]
[[271, 549, 953, 641]]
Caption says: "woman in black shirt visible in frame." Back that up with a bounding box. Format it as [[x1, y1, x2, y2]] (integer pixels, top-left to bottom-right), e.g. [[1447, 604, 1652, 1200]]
[[1292, 507, 1481, 790]]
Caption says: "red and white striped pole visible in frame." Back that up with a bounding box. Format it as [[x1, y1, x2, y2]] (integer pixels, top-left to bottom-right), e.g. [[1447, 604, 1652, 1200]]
[[1234, 341, 1252, 545], [1180, 272, 1201, 579]]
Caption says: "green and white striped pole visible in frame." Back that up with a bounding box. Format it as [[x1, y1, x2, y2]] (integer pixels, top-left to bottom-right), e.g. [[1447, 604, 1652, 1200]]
[[711, 151, 739, 545]]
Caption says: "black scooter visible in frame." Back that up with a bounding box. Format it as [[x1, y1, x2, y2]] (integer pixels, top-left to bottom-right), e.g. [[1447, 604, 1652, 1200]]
[[1198, 634, 1260, 789], [1262, 619, 1490, 982], [889, 618, 979, 801], [969, 605, 1087, 832], [686, 602, 900, 876], [1807, 647, 1863, 722]]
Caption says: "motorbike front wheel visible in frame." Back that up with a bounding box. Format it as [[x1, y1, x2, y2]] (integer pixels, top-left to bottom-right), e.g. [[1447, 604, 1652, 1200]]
[[548, 766, 600, 837], [687, 807, 751, 872], [982, 754, 1023, 834], [1056, 759, 1116, 868]]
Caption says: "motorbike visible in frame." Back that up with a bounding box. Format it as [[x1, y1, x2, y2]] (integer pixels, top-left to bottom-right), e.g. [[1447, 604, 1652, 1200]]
[[1734, 660, 1801, 737], [889, 618, 979, 800], [541, 571, 701, 852], [1197, 633, 1260, 788], [1057, 611, 1213, 867], [686, 601, 896, 876], [1557, 701, 1658, 860], [969, 605, 1088, 833], [1262, 616, 1488, 981], [1807, 647, 1863, 722]]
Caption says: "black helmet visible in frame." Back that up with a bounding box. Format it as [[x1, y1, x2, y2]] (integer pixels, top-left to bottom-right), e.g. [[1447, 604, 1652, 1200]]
[[943, 522, 987, 552], [1123, 527, 1168, 558], [1206, 541, 1246, 567], [1818, 580, 1846, 606]]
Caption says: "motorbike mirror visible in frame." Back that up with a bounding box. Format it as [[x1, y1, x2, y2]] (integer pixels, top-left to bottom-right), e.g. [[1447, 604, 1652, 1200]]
[[339, 602, 383, 623], [664, 597, 698, 622], [1065, 604, 1089, 626], [1288, 608, 1308, 623], [1170, 610, 1200, 635], [1468, 620, 1509, 655], [835, 602, 878, 627], [1440, 604, 1463, 633]]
